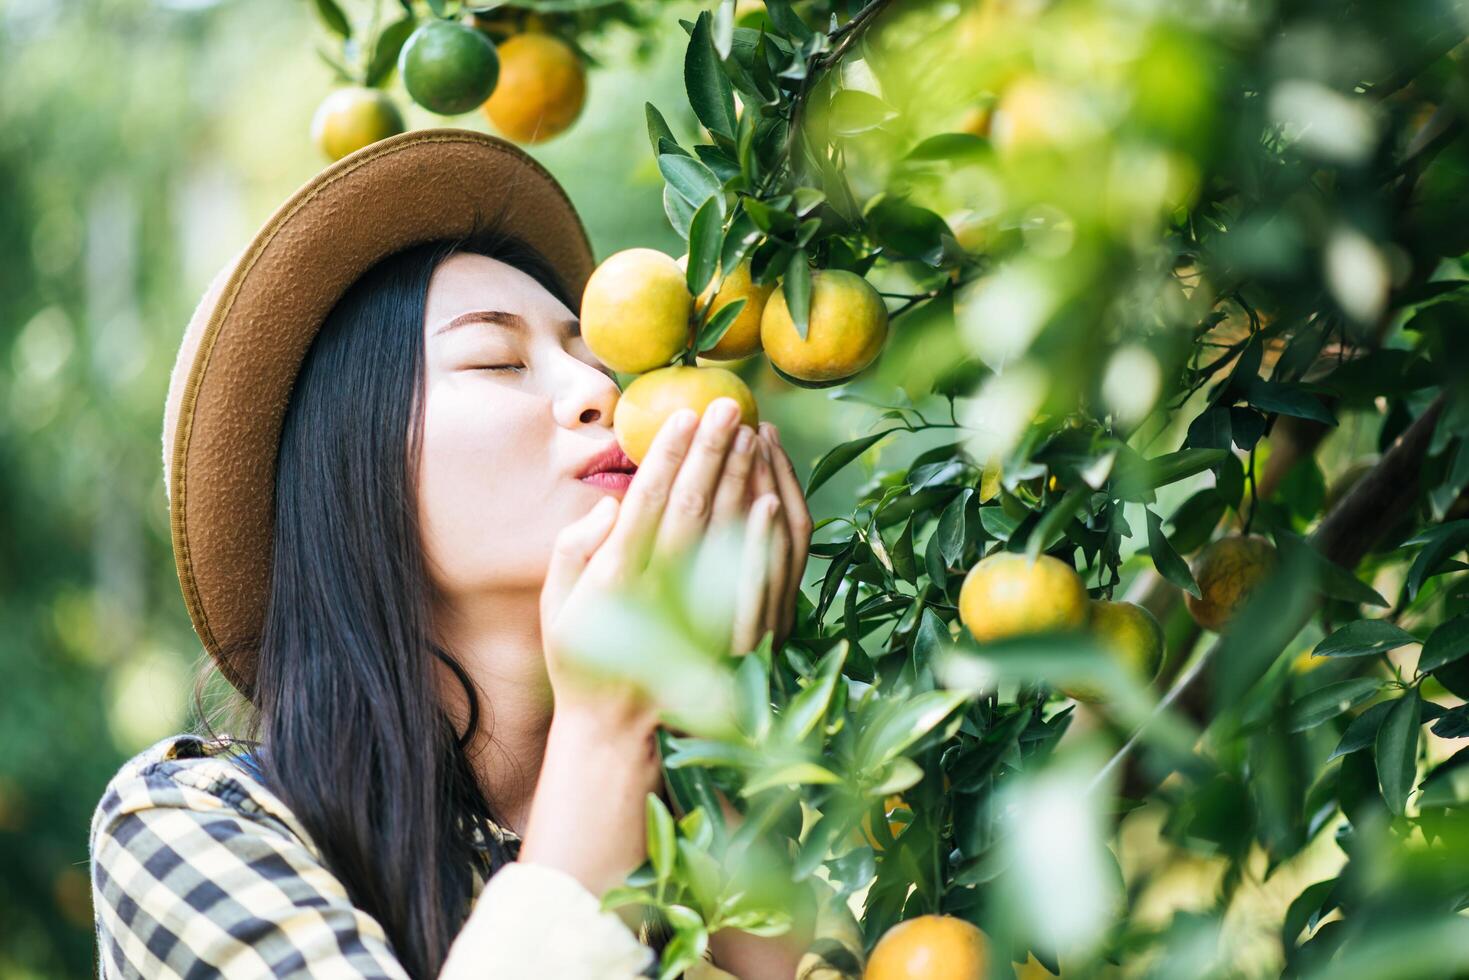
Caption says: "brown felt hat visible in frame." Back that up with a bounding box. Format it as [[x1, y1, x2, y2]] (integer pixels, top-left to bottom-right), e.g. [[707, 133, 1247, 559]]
[[164, 128, 594, 695]]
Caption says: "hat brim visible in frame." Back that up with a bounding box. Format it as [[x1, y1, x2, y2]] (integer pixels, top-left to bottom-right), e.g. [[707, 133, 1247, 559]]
[[166, 129, 594, 694]]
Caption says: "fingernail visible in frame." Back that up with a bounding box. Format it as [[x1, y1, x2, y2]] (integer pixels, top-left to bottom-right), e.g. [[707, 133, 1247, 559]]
[[761, 422, 781, 444], [735, 426, 754, 452], [672, 409, 698, 434], [710, 398, 739, 427]]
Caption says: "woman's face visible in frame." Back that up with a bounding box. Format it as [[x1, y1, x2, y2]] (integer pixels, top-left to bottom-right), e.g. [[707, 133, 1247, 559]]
[[416, 251, 629, 598]]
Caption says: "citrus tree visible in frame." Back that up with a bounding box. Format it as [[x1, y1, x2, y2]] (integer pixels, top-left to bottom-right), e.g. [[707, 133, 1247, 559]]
[[537, 0, 1469, 977], [307, 0, 657, 157]]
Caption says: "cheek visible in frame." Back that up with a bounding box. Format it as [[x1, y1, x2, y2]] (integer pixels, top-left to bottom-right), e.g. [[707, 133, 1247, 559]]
[[416, 378, 559, 592]]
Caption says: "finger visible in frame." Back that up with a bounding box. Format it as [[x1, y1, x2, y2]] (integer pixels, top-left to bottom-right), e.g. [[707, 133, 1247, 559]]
[[711, 425, 757, 526], [764, 498, 792, 644], [760, 424, 813, 638], [594, 409, 699, 577], [541, 496, 620, 620], [655, 398, 744, 555], [749, 434, 778, 509], [732, 495, 779, 655]]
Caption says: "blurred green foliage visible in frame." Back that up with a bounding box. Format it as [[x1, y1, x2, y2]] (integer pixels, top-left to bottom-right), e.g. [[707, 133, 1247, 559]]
[[0, 1, 743, 974]]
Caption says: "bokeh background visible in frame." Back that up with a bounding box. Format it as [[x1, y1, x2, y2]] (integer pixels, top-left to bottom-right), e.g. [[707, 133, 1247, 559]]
[[0, 1, 902, 973]]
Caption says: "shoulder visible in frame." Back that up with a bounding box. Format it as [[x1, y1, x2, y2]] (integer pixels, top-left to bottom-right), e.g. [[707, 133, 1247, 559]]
[[91, 732, 306, 848]]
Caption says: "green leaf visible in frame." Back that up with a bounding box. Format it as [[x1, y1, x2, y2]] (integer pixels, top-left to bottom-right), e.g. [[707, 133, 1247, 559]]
[[1282, 879, 1338, 949], [1145, 507, 1201, 598], [1418, 745, 1469, 808], [696, 297, 746, 354], [658, 904, 709, 980], [805, 429, 896, 496], [979, 506, 1021, 541], [1375, 690, 1421, 816], [1431, 703, 1469, 739], [828, 89, 898, 136], [1287, 678, 1385, 732], [685, 197, 723, 296], [366, 17, 416, 87], [891, 517, 918, 584], [1111, 448, 1230, 500], [1243, 379, 1337, 425], [1406, 521, 1469, 601], [1276, 529, 1388, 607], [783, 250, 811, 341], [1329, 700, 1394, 761], [859, 689, 969, 769], [913, 608, 951, 667], [664, 738, 758, 769], [864, 195, 952, 264], [1313, 620, 1420, 659], [659, 153, 723, 208], [712, 0, 735, 58], [872, 757, 925, 796], [646, 102, 678, 156], [684, 11, 737, 140], [734, 650, 771, 741], [905, 132, 991, 161], [646, 793, 676, 886], [777, 643, 847, 742], [936, 489, 973, 566], [312, 0, 352, 39], [719, 210, 760, 275], [1420, 616, 1469, 673], [741, 762, 843, 795], [1026, 488, 1085, 561], [664, 184, 696, 238]]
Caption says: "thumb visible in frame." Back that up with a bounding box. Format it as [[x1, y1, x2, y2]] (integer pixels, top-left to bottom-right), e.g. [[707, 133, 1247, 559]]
[[541, 496, 620, 618]]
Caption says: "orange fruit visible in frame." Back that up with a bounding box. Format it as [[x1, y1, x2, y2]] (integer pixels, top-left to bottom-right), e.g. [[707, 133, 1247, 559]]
[[613, 366, 758, 465], [857, 795, 910, 852], [482, 32, 586, 143], [580, 249, 692, 374], [679, 258, 773, 360], [1185, 534, 1278, 632], [761, 269, 888, 384], [1062, 599, 1165, 702], [958, 553, 1088, 643], [865, 915, 989, 980], [310, 87, 405, 161], [399, 19, 499, 116]]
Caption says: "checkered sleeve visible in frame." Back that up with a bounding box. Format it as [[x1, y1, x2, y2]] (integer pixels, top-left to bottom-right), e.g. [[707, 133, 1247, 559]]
[[89, 749, 412, 979]]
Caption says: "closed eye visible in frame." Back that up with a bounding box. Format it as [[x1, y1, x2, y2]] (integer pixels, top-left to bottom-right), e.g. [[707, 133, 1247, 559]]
[[474, 364, 525, 374]]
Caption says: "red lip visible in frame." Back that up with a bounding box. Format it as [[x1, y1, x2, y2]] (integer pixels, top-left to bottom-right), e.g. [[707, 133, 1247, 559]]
[[578, 443, 637, 478]]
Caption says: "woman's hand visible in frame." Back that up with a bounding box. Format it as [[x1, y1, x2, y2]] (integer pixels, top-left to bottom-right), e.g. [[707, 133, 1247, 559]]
[[522, 396, 763, 899], [732, 422, 812, 654]]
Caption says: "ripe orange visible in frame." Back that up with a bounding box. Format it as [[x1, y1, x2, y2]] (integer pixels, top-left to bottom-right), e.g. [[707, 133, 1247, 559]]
[[399, 19, 500, 116], [681, 258, 773, 360], [761, 269, 888, 384], [310, 87, 405, 161], [613, 366, 758, 465], [1185, 534, 1278, 632], [958, 553, 1089, 643], [482, 32, 586, 143], [865, 915, 989, 980], [856, 795, 910, 852], [580, 249, 692, 374], [1062, 599, 1165, 702]]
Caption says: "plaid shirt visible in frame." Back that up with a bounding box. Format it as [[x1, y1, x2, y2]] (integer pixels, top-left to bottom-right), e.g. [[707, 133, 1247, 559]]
[[89, 734, 865, 979]]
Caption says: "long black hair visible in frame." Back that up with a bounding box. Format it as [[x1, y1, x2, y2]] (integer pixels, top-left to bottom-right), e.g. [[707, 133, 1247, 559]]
[[193, 227, 575, 978]]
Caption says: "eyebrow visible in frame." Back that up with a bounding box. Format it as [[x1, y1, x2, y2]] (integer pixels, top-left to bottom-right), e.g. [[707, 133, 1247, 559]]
[[432, 310, 580, 337]]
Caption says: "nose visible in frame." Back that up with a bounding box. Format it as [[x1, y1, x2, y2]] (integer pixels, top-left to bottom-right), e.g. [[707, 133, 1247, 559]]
[[552, 354, 619, 429]]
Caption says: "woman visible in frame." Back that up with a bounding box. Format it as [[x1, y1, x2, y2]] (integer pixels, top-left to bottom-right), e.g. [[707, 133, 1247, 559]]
[[89, 131, 862, 978]]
